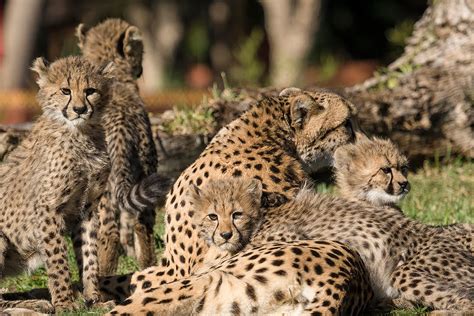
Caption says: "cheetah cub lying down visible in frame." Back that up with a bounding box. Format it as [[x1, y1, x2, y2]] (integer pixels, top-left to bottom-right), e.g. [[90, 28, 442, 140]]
[[110, 240, 372, 315], [0, 56, 113, 312], [334, 136, 410, 208], [191, 178, 473, 312], [334, 136, 473, 311], [109, 179, 373, 315]]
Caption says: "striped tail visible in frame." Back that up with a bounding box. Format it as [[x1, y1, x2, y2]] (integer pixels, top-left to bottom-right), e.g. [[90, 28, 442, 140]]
[[118, 173, 171, 214]]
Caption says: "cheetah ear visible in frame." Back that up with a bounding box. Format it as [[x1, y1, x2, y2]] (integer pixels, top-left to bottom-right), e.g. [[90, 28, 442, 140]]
[[289, 94, 315, 130], [279, 87, 302, 97], [122, 25, 144, 78], [124, 26, 143, 45], [246, 179, 262, 204], [350, 119, 369, 143], [334, 145, 355, 172], [123, 25, 144, 59], [189, 184, 203, 204], [76, 23, 89, 49], [100, 62, 116, 79], [31, 57, 50, 87]]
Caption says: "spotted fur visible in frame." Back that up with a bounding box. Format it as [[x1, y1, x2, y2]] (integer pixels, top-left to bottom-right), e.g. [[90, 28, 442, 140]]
[[97, 87, 357, 301], [334, 136, 409, 207], [334, 137, 473, 311], [190, 178, 473, 311], [110, 240, 372, 315], [76, 18, 165, 273], [0, 56, 112, 312]]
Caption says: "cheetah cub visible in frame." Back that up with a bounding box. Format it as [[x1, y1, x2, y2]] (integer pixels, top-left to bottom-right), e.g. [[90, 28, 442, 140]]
[[0, 56, 113, 312], [77, 19, 161, 273], [119, 179, 374, 315], [334, 136, 410, 207], [190, 179, 312, 270], [191, 179, 263, 252], [111, 240, 373, 315]]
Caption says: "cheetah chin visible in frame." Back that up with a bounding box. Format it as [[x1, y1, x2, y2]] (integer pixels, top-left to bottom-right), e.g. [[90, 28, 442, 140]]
[[365, 190, 407, 206]]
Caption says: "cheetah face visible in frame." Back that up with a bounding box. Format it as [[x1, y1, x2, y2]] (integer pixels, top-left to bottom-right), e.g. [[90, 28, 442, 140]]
[[31, 57, 114, 127], [365, 164, 410, 205], [285, 91, 357, 172], [334, 136, 410, 206], [190, 179, 262, 254]]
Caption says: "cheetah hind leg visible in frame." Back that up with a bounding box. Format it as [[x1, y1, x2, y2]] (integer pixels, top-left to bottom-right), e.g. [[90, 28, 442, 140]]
[[97, 194, 121, 276], [119, 211, 136, 258], [133, 213, 157, 269], [392, 265, 474, 311]]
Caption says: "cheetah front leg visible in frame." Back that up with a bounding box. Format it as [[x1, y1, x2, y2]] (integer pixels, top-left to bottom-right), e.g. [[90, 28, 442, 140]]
[[73, 199, 102, 306], [38, 214, 78, 312]]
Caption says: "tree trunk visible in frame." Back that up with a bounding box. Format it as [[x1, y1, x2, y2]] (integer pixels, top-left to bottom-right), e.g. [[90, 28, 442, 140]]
[[343, 0, 474, 159], [261, 0, 321, 87], [127, 1, 183, 92], [0, 0, 44, 89]]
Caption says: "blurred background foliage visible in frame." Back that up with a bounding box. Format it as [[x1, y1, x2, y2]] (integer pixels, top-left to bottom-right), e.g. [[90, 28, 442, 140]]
[[0, 0, 426, 122]]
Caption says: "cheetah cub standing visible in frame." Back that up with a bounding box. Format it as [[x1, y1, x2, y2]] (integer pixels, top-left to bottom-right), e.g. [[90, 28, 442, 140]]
[[0, 56, 113, 312], [76, 19, 162, 273], [334, 136, 410, 208]]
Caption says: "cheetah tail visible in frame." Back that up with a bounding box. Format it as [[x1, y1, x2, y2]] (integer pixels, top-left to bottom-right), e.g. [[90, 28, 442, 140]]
[[120, 173, 172, 214]]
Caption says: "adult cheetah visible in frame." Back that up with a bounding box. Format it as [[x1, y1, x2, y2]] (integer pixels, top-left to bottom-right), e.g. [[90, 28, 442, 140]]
[[99, 87, 357, 302], [76, 19, 164, 273], [110, 240, 373, 315], [0, 56, 112, 312]]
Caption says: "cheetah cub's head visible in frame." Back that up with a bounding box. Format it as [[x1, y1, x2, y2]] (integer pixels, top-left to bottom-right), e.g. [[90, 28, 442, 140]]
[[190, 179, 263, 254], [334, 136, 410, 206], [76, 19, 143, 79], [280, 87, 358, 171], [32, 56, 114, 127]]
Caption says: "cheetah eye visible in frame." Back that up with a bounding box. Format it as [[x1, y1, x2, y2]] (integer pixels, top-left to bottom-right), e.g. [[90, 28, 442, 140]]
[[208, 214, 218, 221], [60, 88, 71, 95], [232, 212, 243, 220], [381, 167, 391, 174], [401, 166, 409, 175], [85, 88, 97, 96]]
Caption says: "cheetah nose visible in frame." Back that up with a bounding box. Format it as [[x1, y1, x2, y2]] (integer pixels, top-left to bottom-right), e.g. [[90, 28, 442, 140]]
[[220, 232, 233, 240], [399, 181, 410, 192], [73, 105, 88, 115]]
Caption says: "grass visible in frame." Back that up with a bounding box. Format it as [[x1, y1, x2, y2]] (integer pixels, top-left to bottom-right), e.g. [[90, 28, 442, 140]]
[[0, 159, 472, 315]]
